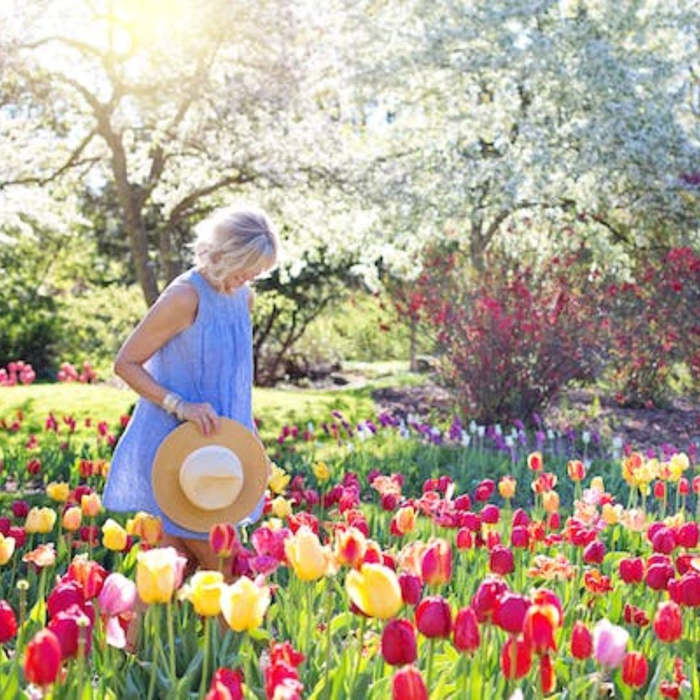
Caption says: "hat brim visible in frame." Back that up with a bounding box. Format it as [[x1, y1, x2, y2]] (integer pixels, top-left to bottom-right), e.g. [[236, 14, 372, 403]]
[[152, 418, 268, 533]]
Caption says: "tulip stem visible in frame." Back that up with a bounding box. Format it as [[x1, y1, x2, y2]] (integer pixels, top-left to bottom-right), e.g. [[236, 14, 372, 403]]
[[306, 584, 313, 656], [147, 607, 159, 700], [166, 600, 177, 684], [200, 616, 211, 698], [323, 579, 333, 699], [426, 637, 436, 692], [349, 615, 366, 697]]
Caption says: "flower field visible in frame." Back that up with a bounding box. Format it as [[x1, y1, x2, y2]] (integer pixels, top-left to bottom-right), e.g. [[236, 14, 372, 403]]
[[0, 400, 698, 699]]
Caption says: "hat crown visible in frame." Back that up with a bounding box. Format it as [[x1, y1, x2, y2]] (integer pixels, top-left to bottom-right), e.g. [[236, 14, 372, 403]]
[[179, 445, 243, 511]]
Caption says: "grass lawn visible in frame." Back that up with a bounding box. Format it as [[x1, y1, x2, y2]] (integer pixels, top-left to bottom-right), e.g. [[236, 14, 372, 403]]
[[0, 363, 428, 441]]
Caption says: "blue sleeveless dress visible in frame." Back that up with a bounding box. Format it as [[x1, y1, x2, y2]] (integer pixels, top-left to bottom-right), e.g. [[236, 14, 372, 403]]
[[102, 267, 265, 540]]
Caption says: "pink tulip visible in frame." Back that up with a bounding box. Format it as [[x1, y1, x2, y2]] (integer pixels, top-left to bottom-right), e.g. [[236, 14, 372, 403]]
[[593, 619, 628, 668], [98, 573, 136, 617]]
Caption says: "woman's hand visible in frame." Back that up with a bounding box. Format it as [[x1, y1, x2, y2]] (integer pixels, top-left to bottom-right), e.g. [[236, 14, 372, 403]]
[[178, 401, 221, 436]]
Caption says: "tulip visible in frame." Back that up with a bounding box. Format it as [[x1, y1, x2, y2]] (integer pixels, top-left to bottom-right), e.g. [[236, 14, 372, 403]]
[[0, 534, 15, 565], [271, 496, 292, 519], [652, 527, 676, 555], [98, 573, 137, 617], [136, 547, 187, 604], [381, 619, 417, 666], [0, 600, 17, 643], [48, 604, 93, 659], [392, 665, 428, 700], [453, 606, 480, 653], [474, 479, 495, 501], [334, 527, 367, 569], [593, 619, 628, 668], [24, 629, 62, 686], [313, 461, 330, 482], [471, 577, 508, 623], [415, 595, 451, 638], [501, 636, 532, 679], [571, 621, 592, 659], [209, 523, 238, 559], [268, 464, 290, 494], [102, 518, 127, 551], [567, 460, 585, 481], [126, 511, 163, 545], [346, 563, 402, 619], [481, 504, 500, 524], [46, 481, 70, 502], [676, 522, 698, 549], [494, 593, 530, 635], [619, 557, 644, 584], [80, 493, 101, 517], [62, 506, 82, 531], [527, 452, 543, 472], [207, 669, 244, 700], [653, 601, 682, 643], [645, 562, 674, 591], [653, 480, 666, 500], [512, 508, 530, 527], [180, 571, 224, 617], [219, 576, 270, 633], [25, 507, 57, 534], [668, 572, 700, 607], [523, 603, 559, 654], [540, 652, 555, 694], [284, 526, 331, 581], [489, 545, 514, 576], [398, 572, 422, 606], [542, 491, 559, 513], [510, 526, 529, 549], [498, 475, 516, 499], [420, 538, 452, 586], [622, 651, 648, 688], [583, 540, 605, 565], [392, 506, 416, 535], [456, 528, 473, 550], [11, 500, 29, 519], [66, 554, 108, 600]]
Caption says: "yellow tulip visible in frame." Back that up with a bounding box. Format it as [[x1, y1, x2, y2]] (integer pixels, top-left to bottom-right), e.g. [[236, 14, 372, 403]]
[[25, 507, 57, 534], [313, 461, 330, 482], [81, 493, 102, 517], [46, 481, 70, 502], [542, 491, 560, 513], [136, 547, 187, 604], [268, 464, 290, 494], [590, 476, 605, 493], [62, 506, 82, 532], [498, 476, 517, 499], [180, 571, 224, 617], [345, 563, 402, 619], [271, 496, 292, 519], [284, 526, 330, 581], [601, 503, 622, 525], [102, 518, 127, 551], [0, 534, 16, 565], [220, 576, 270, 631]]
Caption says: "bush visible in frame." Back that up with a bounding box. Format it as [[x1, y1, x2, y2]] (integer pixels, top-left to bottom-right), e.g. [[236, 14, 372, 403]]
[[412, 244, 604, 423]]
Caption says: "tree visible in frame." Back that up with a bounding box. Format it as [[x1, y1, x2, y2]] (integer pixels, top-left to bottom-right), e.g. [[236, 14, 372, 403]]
[[0, 0, 358, 305], [341, 0, 700, 276]]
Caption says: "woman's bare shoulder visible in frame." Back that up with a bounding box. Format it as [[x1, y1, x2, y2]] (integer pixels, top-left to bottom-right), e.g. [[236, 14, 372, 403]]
[[150, 281, 199, 328]]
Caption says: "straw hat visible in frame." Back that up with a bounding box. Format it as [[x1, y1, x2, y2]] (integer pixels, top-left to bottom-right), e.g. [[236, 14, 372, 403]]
[[152, 417, 269, 532]]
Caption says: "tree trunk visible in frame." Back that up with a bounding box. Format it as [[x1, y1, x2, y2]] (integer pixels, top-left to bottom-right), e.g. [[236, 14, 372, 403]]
[[159, 227, 181, 285], [409, 315, 418, 371]]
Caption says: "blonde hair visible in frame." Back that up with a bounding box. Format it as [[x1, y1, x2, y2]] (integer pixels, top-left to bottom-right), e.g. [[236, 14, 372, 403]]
[[191, 205, 279, 284]]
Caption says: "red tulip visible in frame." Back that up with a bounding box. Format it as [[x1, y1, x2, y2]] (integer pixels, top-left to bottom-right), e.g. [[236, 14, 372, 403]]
[[653, 481, 666, 500], [493, 593, 530, 635], [471, 577, 508, 623], [512, 508, 530, 527], [510, 526, 529, 549], [523, 603, 559, 654], [420, 539, 452, 586], [653, 601, 683, 643], [381, 619, 417, 666], [209, 523, 238, 558], [398, 573, 422, 606], [668, 572, 700, 607], [652, 527, 676, 555], [392, 665, 428, 700], [381, 492, 398, 511], [570, 621, 592, 659], [456, 528, 473, 551], [415, 596, 451, 638], [583, 540, 605, 565], [678, 478, 689, 495], [622, 651, 648, 688], [47, 580, 84, 619], [0, 517, 10, 536], [453, 606, 480, 653], [489, 546, 514, 576], [24, 629, 62, 686], [454, 494, 471, 511], [676, 522, 698, 549], [12, 500, 29, 519], [619, 557, 644, 584], [481, 504, 500, 524], [0, 600, 18, 643], [206, 668, 244, 700], [527, 452, 543, 472], [567, 460, 585, 481], [501, 636, 532, 679], [645, 562, 675, 591], [48, 604, 93, 659]]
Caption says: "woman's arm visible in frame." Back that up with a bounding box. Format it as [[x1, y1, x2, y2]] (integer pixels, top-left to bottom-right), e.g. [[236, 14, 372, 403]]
[[114, 283, 220, 436]]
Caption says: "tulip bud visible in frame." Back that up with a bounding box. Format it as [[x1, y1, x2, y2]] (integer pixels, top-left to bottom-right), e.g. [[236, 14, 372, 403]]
[[653, 601, 682, 643], [489, 546, 514, 576], [24, 628, 62, 685], [619, 557, 644, 584], [398, 573, 422, 606], [453, 606, 480, 653], [209, 523, 238, 559], [456, 528, 473, 551], [571, 621, 592, 659], [381, 619, 417, 666], [622, 651, 648, 688], [527, 452, 543, 472], [415, 595, 451, 638]]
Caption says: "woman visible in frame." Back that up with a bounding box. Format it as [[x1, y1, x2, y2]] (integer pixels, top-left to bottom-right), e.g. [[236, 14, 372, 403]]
[[102, 204, 279, 575]]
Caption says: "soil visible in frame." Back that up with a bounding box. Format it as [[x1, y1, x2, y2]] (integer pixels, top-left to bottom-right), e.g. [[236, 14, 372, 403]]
[[370, 378, 700, 450]]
